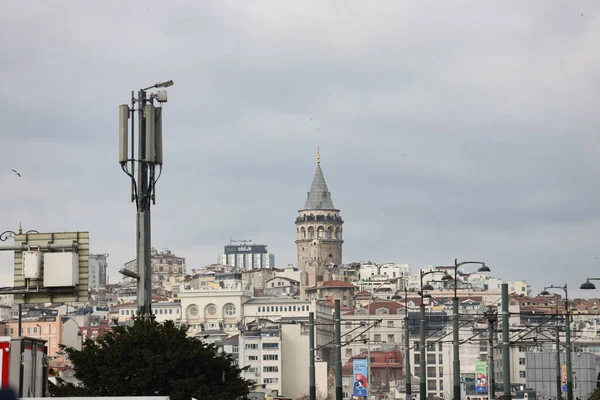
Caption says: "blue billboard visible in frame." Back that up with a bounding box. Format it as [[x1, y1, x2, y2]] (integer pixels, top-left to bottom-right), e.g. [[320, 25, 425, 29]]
[[353, 358, 368, 397]]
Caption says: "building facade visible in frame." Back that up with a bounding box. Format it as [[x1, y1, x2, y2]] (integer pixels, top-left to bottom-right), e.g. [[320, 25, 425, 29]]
[[220, 243, 275, 270], [123, 248, 186, 284], [89, 253, 108, 289]]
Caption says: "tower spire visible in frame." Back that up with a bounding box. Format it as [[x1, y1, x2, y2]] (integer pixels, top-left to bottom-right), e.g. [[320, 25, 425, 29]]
[[317, 147, 320, 165]]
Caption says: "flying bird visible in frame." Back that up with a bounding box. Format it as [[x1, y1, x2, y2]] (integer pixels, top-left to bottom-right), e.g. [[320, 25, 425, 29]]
[[11, 169, 21, 178]]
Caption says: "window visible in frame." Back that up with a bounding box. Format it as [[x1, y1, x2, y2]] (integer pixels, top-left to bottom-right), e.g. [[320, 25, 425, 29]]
[[33, 327, 37, 334], [343, 377, 349, 387], [245, 344, 258, 350], [232, 345, 239, 353], [438, 354, 443, 364], [519, 358, 525, 365], [519, 371, 526, 378], [188, 306, 199, 316], [414, 354, 420, 364], [387, 321, 394, 328], [387, 334, 394, 343], [248, 356, 258, 361], [206, 304, 217, 316], [224, 304, 236, 316], [374, 334, 381, 342], [427, 354, 436, 364], [263, 354, 278, 360], [43, 325, 49, 334], [428, 379, 437, 390], [427, 342, 435, 351], [439, 367, 443, 377], [414, 341, 420, 351], [27, 327, 30, 334], [345, 349, 353, 357], [262, 343, 279, 350], [263, 366, 278, 372], [263, 378, 279, 384]]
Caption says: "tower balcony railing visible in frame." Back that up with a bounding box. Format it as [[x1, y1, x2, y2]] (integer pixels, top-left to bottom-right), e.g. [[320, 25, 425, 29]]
[[295, 215, 344, 224]]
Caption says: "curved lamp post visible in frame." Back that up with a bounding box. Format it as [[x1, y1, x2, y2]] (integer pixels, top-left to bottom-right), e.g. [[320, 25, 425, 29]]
[[0, 227, 39, 241], [367, 277, 400, 400], [441, 260, 489, 400], [419, 269, 453, 400], [540, 284, 572, 400]]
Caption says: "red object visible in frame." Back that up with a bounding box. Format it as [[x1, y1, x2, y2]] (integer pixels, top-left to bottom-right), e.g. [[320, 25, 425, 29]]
[[0, 341, 9, 388]]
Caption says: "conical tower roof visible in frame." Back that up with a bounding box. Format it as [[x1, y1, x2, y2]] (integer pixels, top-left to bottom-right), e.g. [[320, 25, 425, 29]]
[[304, 163, 336, 210]]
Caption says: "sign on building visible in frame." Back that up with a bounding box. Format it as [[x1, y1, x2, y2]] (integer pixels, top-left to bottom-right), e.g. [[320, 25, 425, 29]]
[[475, 361, 488, 393], [353, 358, 368, 398]]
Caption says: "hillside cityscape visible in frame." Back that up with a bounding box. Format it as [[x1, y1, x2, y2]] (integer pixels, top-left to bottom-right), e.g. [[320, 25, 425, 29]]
[[1, 159, 599, 400]]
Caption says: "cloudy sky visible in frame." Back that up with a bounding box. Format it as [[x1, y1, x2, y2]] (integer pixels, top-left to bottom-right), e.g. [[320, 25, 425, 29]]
[[1, 1, 599, 298]]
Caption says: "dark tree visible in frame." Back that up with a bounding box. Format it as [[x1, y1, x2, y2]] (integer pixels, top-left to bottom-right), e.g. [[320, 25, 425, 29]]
[[49, 320, 252, 400], [589, 387, 600, 400]]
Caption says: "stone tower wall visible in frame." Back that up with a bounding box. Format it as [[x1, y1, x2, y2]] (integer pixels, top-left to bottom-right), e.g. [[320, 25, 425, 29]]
[[295, 209, 343, 272]]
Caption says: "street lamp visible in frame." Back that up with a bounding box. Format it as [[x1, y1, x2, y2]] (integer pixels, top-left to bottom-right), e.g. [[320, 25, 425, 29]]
[[580, 278, 600, 290], [540, 284, 572, 400], [443, 259, 489, 400], [419, 269, 452, 400], [392, 287, 414, 399], [367, 277, 400, 400], [118, 79, 174, 321]]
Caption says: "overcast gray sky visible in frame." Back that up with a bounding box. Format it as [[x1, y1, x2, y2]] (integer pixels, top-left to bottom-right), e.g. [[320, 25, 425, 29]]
[[1, 1, 599, 298]]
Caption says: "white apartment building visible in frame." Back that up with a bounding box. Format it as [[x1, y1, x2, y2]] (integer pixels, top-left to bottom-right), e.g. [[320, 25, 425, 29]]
[[89, 253, 108, 289], [280, 322, 329, 399], [178, 280, 252, 335], [242, 297, 335, 365], [242, 298, 312, 325], [114, 301, 181, 324], [237, 321, 329, 399], [239, 327, 283, 395], [340, 301, 407, 364], [508, 280, 529, 296], [358, 263, 409, 284]]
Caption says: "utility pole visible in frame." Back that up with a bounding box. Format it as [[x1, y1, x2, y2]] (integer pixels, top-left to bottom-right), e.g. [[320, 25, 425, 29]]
[[334, 300, 343, 400], [486, 305, 497, 400], [554, 298, 562, 400], [404, 292, 412, 399], [419, 302, 426, 400], [119, 80, 173, 320], [309, 312, 316, 400], [501, 283, 511, 400]]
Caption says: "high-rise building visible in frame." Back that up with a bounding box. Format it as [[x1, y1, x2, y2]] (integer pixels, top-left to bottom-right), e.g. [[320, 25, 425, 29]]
[[89, 253, 108, 289], [296, 151, 344, 295], [219, 243, 275, 270]]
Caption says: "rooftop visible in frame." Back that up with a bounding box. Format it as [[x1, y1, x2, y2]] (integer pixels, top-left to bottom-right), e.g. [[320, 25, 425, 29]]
[[303, 162, 336, 210]]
